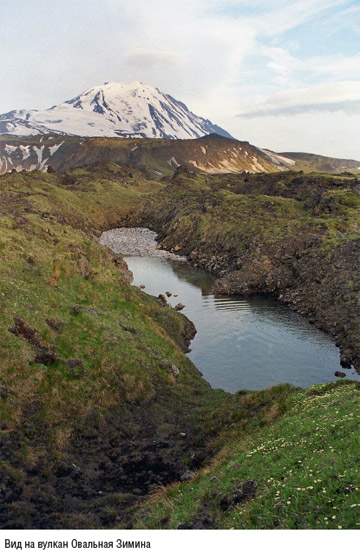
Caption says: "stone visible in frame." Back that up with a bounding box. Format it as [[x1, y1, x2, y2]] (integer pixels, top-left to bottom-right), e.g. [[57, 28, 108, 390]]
[[334, 371, 346, 378], [46, 318, 63, 332], [219, 480, 257, 511], [175, 303, 185, 311], [34, 347, 57, 365], [180, 470, 196, 482], [118, 321, 137, 334], [177, 523, 194, 530], [157, 294, 169, 307], [306, 389, 322, 397], [160, 359, 180, 377], [112, 256, 133, 284], [9, 316, 41, 347]]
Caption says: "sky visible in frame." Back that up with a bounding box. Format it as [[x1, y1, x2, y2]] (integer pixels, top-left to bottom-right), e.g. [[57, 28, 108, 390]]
[[1, 0, 359, 158]]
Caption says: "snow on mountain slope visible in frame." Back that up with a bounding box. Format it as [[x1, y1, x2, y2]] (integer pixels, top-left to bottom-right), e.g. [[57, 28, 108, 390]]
[[0, 135, 84, 174], [0, 82, 232, 140]]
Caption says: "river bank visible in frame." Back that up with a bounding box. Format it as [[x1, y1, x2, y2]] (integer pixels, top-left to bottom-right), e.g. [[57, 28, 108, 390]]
[[0, 167, 237, 528]]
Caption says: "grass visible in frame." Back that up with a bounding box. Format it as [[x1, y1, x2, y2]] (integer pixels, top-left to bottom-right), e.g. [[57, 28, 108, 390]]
[[132, 380, 360, 530], [131, 170, 360, 259]]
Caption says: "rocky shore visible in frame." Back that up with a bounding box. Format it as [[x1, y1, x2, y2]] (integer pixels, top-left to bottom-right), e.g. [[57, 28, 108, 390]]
[[99, 227, 187, 261]]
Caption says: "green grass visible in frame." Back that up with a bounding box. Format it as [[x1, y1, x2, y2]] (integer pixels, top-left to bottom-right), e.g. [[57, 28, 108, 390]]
[[133, 381, 360, 530], [132, 170, 360, 258], [0, 164, 212, 452]]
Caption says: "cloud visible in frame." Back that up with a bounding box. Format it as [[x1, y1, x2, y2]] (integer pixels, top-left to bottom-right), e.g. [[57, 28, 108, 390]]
[[240, 0, 349, 36], [308, 54, 360, 80], [236, 81, 360, 117], [125, 49, 184, 69], [227, 110, 360, 159]]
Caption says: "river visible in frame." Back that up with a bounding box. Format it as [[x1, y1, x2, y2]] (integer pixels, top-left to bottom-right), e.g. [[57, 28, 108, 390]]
[[100, 228, 355, 393]]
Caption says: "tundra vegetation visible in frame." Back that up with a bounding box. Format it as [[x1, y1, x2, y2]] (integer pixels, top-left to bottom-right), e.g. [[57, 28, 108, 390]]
[[0, 161, 359, 529]]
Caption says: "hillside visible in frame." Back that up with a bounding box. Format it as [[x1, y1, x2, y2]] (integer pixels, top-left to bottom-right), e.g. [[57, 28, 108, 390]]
[[0, 134, 282, 176], [280, 151, 360, 174], [0, 162, 359, 529], [134, 380, 360, 529], [2, 133, 360, 177], [0, 134, 84, 174], [0, 164, 239, 528]]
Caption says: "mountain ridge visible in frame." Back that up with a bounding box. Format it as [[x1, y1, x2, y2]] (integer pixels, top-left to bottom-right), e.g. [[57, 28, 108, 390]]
[[1, 132, 360, 176]]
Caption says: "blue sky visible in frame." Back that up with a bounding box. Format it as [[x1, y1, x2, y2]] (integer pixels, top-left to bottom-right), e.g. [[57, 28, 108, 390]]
[[1, 0, 359, 158]]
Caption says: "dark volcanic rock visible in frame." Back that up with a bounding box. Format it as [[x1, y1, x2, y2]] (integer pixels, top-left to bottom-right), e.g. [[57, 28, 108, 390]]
[[180, 469, 196, 481], [45, 318, 63, 332], [212, 238, 360, 373], [67, 359, 86, 377], [157, 294, 169, 307]]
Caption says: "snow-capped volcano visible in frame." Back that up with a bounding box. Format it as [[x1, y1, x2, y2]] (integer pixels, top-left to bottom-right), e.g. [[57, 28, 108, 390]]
[[0, 81, 232, 140]]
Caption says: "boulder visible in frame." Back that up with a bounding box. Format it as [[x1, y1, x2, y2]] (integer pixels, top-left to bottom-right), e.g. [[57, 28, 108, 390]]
[[157, 294, 169, 307], [180, 470, 196, 482]]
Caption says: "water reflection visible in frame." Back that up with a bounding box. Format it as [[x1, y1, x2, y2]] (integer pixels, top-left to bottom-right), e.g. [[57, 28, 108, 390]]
[[167, 260, 213, 295], [125, 255, 355, 393]]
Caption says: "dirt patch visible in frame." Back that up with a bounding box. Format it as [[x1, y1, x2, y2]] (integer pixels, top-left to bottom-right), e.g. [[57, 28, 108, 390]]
[[219, 480, 258, 511], [9, 316, 42, 348]]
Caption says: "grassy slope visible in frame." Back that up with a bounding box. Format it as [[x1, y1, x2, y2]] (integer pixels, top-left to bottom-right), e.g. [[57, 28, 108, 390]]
[[0, 162, 359, 529], [0, 163, 239, 528], [133, 381, 360, 529]]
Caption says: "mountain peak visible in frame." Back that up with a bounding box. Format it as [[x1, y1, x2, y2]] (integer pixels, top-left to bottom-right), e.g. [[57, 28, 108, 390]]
[[0, 81, 232, 140]]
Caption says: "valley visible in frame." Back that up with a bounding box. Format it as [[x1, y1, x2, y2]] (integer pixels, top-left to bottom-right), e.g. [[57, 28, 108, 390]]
[[0, 160, 359, 529]]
